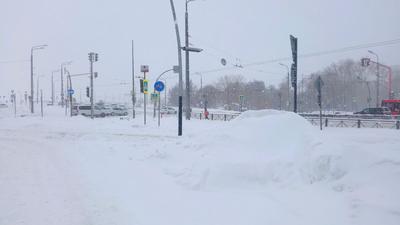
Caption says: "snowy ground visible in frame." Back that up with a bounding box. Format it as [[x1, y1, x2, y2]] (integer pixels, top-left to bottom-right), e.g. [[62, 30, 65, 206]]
[[0, 106, 399, 225]]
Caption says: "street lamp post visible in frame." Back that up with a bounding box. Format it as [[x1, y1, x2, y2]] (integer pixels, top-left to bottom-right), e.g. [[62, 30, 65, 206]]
[[279, 63, 290, 110], [368, 50, 380, 107], [169, 0, 184, 136], [30, 44, 47, 113]]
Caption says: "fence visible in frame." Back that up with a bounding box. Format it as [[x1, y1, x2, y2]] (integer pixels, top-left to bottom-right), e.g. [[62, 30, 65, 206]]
[[304, 116, 400, 130], [191, 112, 240, 121], [190, 111, 400, 130]]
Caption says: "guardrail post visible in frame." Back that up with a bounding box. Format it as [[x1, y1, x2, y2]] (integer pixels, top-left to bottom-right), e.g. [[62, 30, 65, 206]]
[[199, 113, 202, 120], [325, 118, 328, 127], [224, 114, 227, 121], [397, 121, 400, 130], [211, 114, 214, 120], [357, 119, 361, 128]]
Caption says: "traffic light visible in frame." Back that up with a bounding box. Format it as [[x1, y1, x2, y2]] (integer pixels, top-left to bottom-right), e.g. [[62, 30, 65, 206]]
[[86, 87, 90, 98], [140, 79, 144, 93], [143, 80, 149, 94], [94, 53, 98, 62]]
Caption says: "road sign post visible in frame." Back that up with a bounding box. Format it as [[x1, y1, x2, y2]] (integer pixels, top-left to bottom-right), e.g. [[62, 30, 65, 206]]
[[154, 81, 165, 127], [141, 65, 149, 125]]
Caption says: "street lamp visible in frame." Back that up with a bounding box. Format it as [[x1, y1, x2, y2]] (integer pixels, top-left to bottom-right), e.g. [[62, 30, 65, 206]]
[[60, 61, 72, 108], [30, 44, 47, 113], [279, 63, 290, 110], [183, 0, 203, 120], [368, 50, 380, 107]]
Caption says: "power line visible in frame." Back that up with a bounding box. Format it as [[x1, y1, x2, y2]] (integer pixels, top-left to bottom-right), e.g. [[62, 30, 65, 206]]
[[196, 38, 400, 75]]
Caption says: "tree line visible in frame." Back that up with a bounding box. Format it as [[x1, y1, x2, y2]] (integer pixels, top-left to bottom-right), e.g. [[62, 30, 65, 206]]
[[167, 59, 400, 112]]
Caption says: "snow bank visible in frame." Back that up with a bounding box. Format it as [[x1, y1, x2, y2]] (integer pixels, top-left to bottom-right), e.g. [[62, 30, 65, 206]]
[[171, 110, 338, 190]]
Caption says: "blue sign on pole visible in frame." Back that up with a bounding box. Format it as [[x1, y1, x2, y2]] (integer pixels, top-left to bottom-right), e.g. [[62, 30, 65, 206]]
[[68, 89, 74, 95], [154, 81, 165, 92]]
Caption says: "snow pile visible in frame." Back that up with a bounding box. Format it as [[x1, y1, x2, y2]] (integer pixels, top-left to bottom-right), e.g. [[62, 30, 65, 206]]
[[171, 110, 346, 190]]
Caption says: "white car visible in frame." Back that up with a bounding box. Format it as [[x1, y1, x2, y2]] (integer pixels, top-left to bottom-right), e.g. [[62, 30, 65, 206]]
[[111, 105, 128, 116], [160, 106, 177, 114], [72, 105, 107, 117]]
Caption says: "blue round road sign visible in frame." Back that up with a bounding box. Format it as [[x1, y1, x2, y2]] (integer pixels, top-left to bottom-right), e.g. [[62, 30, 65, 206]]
[[154, 81, 165, 92], [68, 89, 74, 95]]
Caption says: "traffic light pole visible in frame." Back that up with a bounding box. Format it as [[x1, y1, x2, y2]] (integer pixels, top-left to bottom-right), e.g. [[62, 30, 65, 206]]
[[143, 72, 147, 125], [90, 58, 94, 119]]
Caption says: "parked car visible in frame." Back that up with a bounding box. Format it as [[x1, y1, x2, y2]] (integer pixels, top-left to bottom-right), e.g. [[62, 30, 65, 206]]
[[161, 106, 177, 114], [100, 105, 113, 116], [354, 107, 391, 115], [72, 105, 107, 117], [111, 105, 128, 116]]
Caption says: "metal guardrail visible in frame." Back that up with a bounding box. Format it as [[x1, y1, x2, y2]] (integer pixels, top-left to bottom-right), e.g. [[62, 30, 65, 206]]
[[304, 116, 400, 130], [191, 112, 240, 121], [300, 113, 400, 120]]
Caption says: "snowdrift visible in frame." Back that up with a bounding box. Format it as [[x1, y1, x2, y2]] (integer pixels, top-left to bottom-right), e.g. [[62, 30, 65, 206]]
[[171, 110, 349, 190]]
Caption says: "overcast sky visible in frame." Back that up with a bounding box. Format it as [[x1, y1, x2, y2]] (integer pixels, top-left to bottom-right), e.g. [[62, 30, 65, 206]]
[[1, 0, 399, 100]]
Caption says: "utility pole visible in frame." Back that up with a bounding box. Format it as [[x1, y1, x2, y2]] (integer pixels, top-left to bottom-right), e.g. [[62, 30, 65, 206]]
[[290, 35, 298, 113], [30, 44, 47, 113], [51, 73, 54, 105], [183, 0, 203, 120], [61, 64, 64, 108], [144, 71, 147, 125], [164, 80, 167, 107], [131, 40, 136, 119], [88, 52, 98, 119], [30, 49, 33, 113], [169, 0, 184, 136], [36, 76, 39, 103], [315, 76, 324, 131], [279, 63, 290, 110], [368, 50, 380, 107], [185, 0, 190, 120], [60, 61, 72, 108], [11, 90, 16, 117], [40, 90, 43, 117]]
